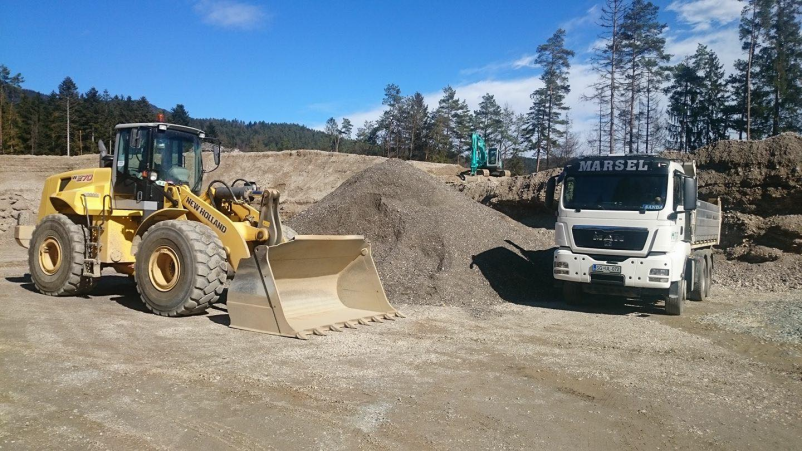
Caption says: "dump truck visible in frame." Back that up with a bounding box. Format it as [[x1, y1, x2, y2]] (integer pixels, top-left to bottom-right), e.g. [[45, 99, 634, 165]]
[[545, 156, 721, 315], [15, 122, 401, 338]]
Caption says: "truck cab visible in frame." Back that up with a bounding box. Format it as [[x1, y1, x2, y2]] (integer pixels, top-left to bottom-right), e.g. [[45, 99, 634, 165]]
[[547, 156, 721, 315]]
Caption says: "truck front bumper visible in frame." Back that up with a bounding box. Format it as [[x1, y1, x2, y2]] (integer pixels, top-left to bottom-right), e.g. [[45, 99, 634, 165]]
[[553, 248, 673, 292]]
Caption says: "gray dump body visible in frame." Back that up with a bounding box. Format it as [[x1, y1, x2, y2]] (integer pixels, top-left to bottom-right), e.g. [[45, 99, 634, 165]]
[[689, 199, 721, 248]]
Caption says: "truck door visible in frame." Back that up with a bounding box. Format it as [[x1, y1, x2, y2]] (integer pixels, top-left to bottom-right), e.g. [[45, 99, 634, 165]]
[[112, 127, 162, 211]]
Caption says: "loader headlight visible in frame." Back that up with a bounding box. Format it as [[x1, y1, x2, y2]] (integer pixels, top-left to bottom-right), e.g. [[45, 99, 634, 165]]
[[554, 261, 569, 269], [649, 268, 669, 276], [149, 171, 158, 182]]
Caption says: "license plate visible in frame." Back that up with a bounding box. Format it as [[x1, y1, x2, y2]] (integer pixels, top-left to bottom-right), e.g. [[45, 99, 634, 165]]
[[591, 264, 621, 274]]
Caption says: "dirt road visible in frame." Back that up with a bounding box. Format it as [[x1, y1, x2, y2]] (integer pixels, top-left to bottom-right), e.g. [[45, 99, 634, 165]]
[[1, 245, 800, 450]]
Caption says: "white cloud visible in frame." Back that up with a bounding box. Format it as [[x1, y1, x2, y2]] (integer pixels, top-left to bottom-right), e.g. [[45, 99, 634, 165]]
[[193, 0, 268, 30], [665, 26, 742, 69], [667, 0, 742, 31], [560, 5, 599, 32], [511, 54, 537, 69]]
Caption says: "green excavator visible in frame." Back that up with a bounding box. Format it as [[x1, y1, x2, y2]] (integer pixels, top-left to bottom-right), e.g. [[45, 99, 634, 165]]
[[462, 133, 511, 178]]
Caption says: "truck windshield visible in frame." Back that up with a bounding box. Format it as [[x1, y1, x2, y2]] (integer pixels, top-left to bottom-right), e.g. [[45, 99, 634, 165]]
[[563, 174, 668, 211], [152, 130, 202, 193]]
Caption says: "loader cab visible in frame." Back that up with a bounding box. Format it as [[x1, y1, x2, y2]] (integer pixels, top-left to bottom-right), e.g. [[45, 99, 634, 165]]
[[111, 123, 205, 212]]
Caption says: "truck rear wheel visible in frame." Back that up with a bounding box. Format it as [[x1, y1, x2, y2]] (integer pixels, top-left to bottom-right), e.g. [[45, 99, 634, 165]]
[[666, 279, 686, 315], [689, 258, 708, 302], [135, 221, 227, 316], [28, 214, 97, 296], [563, 282, 584, 305]]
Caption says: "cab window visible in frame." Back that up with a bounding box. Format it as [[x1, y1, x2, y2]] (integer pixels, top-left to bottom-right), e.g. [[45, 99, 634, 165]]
[[115, 128, 150, 179]]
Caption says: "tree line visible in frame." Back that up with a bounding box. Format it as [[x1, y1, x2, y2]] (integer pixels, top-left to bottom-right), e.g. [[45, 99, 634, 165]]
[[325, 0, 802, 169], [0, 69, 336, 156]]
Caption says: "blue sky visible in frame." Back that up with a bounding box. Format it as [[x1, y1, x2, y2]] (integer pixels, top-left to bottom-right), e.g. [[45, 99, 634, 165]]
[[1, 0, 743, 135]]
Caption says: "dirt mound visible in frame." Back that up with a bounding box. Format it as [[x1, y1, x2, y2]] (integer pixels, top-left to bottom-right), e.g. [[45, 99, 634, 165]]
[[694, 132, 802, 216], [691, 133, 802, 261], [289, 160, 554, 306]]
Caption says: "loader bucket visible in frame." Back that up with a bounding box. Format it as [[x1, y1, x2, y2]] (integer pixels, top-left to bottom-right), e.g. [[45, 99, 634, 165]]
[[227, 235, 403, 339]]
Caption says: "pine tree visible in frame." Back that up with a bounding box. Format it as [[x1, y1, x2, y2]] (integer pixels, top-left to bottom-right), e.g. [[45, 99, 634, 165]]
[[755, 0, 802, 135], [57, 77, 79, 156], [169, 104, 191, 125], [0, 65, 25, 154], [738, 0, 769, 139], [619, 0, 669, 153], [325, 117, 339, 152], [666, 60, 702, 152], [340, 118, 353, 139], [592, 0, 628, 153], [527, 28, 574, 171], [665, 45, 729, 152], [695, 46, 729, 144], [473, 93, 504, 145]]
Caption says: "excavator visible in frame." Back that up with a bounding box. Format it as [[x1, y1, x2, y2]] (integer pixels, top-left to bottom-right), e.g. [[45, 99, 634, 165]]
[[14, 121, 401, 339], [461, 133, 511, 178]]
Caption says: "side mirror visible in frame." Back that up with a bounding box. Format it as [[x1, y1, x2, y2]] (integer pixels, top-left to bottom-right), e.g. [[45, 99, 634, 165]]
[[545, 175, 557, 210], [213, 143, 221, 166], [98, 140, 114, 168], [683, 177, 698, 211]]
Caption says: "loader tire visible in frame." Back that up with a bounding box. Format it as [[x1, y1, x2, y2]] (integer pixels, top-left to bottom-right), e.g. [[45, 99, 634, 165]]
[[28, 214, 96, 296], [135, 221, 227, 317]]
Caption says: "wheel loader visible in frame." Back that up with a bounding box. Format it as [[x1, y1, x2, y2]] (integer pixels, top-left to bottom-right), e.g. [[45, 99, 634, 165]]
[[14, 122, 401, 339]]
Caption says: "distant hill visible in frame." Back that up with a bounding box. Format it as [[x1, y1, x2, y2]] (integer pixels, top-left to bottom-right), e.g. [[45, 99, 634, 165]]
[[3, 81, 341, 155]]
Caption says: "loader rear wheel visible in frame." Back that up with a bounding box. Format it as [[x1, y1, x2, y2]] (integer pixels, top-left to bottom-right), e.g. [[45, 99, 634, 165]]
[[28, 214, 96, 296], [135, 221, 227, 316]]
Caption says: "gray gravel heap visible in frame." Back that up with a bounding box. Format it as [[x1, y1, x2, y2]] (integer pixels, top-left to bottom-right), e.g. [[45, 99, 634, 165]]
[[289, 159, 554, 307]]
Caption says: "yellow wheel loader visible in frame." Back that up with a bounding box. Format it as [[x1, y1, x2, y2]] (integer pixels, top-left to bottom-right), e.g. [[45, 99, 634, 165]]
[[14, 122, 401, 339]]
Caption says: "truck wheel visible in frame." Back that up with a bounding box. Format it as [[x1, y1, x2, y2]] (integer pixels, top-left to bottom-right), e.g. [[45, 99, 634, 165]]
[[704, 256, 713, 298], [689, 258, 707, 302], [563, 282, 584, 305], [135, 221, 227, 316], [666, 280, 686, 315], [28, 214, 97, 296]]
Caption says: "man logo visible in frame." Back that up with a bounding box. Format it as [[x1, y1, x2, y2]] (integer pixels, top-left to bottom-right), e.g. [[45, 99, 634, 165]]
[[593, 232, 625, 247]]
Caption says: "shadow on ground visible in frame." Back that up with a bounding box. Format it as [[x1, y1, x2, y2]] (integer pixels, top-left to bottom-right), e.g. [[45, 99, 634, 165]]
[[470, 240, 664, 316]]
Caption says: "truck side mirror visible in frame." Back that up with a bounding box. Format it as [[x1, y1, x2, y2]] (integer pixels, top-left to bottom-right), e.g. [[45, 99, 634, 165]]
[[545, 175, 557, 210], [683, 177, 698, 211]]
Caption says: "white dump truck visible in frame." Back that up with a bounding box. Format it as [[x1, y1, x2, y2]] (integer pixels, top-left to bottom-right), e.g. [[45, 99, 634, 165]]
[[545, 156, 721, 315]]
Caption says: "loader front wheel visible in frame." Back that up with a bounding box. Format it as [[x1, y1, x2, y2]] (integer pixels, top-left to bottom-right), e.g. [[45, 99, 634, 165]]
[[28, 214, 95, 296], [135, 221, 227, 316]]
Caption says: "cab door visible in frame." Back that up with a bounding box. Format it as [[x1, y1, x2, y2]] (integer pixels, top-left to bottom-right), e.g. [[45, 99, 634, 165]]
[[112, 127, 161, 212]]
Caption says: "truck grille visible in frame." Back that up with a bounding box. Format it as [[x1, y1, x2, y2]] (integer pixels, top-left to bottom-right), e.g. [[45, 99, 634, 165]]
[[572, 226, 649, 251]]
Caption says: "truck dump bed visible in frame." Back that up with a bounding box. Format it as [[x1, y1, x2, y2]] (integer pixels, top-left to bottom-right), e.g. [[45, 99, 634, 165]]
[[689, 199, 721, 248]]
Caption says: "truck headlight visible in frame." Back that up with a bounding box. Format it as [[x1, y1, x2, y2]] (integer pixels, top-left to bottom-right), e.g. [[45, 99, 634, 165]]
[[649, 268, 669, 276], [553, 261, 570, 275]]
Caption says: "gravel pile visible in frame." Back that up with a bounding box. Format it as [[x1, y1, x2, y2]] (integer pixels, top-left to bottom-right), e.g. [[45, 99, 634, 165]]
[[289, 159, 554, 307]]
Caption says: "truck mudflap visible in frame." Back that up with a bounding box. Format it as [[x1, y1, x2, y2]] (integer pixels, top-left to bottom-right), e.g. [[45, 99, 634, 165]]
[[227, 236, 403, 339]]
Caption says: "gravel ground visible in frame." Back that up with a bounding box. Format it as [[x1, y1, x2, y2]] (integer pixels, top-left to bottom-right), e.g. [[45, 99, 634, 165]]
[[699, 294, 802, 344], [1, 243, 801, 450]]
